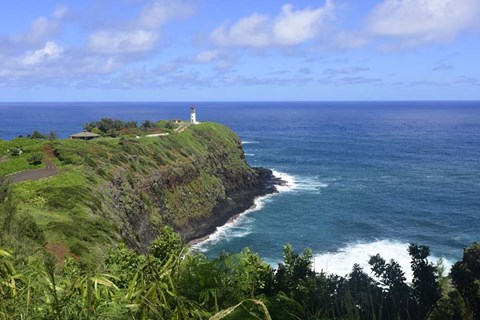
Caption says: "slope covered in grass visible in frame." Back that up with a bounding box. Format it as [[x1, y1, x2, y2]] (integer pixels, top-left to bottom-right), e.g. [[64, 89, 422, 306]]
[[0, 122, 272, 264]]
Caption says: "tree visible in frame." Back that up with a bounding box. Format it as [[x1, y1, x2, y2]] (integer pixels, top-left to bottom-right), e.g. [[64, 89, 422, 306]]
[[409, 244, 442, 319], [107, 129, 119, 137], [48, 130, 57, 140], [84, 118, 138, 135], [91, 127, 102, 135], [29, 130, 46, 139], [149, 226, 183, 262], [450, 243, 480, 319], [165, 122, 175, 130], [369, 254, 411, 319], [141, 120, 155, 129]]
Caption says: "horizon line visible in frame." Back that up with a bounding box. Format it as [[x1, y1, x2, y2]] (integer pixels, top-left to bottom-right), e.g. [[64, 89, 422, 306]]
[[1, 100, 480, 104]]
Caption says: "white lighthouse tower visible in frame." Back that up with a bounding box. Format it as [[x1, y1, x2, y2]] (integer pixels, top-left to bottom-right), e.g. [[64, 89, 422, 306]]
[[190, 105, 199, 124]]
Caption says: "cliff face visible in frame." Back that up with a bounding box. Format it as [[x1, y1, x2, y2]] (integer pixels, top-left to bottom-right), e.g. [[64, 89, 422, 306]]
[[103, 160, 275, 251], [49, 122, 276, 253]]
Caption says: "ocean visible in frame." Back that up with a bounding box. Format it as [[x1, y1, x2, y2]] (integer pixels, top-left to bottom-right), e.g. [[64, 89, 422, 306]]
[[1, 101, 479, 278]]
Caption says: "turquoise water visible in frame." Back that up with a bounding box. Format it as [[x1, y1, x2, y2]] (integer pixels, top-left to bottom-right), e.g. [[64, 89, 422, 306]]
[[1, 101, 479, 275]]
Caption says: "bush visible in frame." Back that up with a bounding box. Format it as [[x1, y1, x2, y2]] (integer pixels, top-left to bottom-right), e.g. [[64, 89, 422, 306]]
[[149, 226, 183, 262], [141, 120, 155, 129], [17, 213, 46, 244], [48, 131, 57, 140], [10, 148, 21, 157], [27, 152, 43, 165], [84, 118, 137, 135], [28, 130, 46, 139]]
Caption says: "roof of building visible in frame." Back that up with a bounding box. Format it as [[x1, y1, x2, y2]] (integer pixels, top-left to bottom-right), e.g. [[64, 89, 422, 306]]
[[70, 131, 101, 138]]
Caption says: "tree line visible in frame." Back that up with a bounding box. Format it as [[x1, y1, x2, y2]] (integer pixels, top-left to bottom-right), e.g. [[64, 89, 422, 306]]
[[83, 118, 175, 137]]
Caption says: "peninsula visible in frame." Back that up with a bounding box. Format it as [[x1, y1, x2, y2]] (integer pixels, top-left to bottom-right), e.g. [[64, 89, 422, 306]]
[[0, 119, 280, 262]]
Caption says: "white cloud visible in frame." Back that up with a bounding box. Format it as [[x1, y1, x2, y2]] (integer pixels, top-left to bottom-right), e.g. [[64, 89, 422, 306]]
[[21, 41, 63, 65], [195, 50, 221, 63], [15, 15, 62, 47], [273, 3, 334, 45], [138, 0, 195, 29], [327, 31, 367, 50], [88, 30, 158, 54], [212, 14, 270, 48], [365, 0, 480, 46], [87, 0, 194, 55], [53, 5, 69, 19], [211, 1, 335, 48], [193, 50, 237, 72]]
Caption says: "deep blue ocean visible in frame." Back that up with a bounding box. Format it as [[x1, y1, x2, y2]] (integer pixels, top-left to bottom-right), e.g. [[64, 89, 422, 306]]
[[1, 101, 479, 276]]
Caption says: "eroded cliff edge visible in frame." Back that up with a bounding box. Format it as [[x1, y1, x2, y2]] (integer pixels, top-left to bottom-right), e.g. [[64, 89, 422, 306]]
[[48, 122, 278, 253]]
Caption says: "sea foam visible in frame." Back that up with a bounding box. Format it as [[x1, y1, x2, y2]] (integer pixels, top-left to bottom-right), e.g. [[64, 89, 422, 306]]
[[313, 240, 453, 282], [272, 171, 329, 193], [271, 170, 297, 193], [192, 170, 296, 251]]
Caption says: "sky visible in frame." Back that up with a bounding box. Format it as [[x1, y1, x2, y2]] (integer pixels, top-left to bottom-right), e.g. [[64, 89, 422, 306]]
[[0, 0, 479, 101]]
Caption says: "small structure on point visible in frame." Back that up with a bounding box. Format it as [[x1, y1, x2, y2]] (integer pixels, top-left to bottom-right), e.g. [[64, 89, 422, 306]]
[[70, 131, 100, 140], [190, 105, 199, 124]]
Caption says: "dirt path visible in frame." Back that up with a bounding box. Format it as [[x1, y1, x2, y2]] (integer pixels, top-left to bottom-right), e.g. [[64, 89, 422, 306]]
[[174, 123, 191, 133], [6, 144, 61, 183], [46, 242, 77, 263], [0, 156, 8, 163], [7, 159, 60, 183]]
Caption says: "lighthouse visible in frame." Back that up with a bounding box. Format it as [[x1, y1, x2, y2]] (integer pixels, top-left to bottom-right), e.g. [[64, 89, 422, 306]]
[[190, 105, 199, 124]]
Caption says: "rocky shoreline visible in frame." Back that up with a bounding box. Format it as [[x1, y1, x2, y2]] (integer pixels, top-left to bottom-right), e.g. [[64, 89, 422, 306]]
[[182, 167, 286, 244]]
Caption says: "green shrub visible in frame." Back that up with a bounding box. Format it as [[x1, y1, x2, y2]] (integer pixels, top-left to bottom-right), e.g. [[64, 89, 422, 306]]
[[28, 130, 46, 139], [10, 148, 21, 157], [70, 240, 89, 256], [27, 152, 43, 165]]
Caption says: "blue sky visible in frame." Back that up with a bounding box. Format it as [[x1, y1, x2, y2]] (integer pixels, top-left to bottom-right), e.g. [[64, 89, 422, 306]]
[[0, 0, 479, 101]]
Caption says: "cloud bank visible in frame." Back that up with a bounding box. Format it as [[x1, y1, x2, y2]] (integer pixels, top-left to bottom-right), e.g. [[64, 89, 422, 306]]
[[365, 0, 480, 47], [211, 1, 335, 48], [0, 0, 479, 93]]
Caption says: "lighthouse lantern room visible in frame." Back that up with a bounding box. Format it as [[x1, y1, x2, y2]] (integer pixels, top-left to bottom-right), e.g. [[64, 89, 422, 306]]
[[190, 105, 199, 124]]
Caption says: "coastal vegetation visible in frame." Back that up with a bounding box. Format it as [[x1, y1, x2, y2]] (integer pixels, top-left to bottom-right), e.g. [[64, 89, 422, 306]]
[[83, 117, 179, 137], [1, 213, 480, 319], [0, 121, 270, 265], [1, 120, 479, 319]]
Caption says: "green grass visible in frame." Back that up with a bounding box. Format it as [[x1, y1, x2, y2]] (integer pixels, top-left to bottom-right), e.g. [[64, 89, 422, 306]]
[[11, 169, 117, 262], [3, 122, 255, 263], [0, 139, 46, 175], [0, 138, 45, 155], [0, 157, 43, 176]]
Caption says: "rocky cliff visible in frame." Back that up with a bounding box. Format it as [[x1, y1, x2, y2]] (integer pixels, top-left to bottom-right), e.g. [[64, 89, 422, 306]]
[[43, 122, 278, 254]]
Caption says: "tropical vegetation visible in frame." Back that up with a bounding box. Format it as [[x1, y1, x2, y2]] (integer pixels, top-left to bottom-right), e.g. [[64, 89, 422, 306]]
[[1, 120, 479, 319]]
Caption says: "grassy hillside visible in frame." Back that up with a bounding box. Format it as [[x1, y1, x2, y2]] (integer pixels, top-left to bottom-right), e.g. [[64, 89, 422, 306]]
[[0, 122, 265, 265], [2, 124, 479, 319]]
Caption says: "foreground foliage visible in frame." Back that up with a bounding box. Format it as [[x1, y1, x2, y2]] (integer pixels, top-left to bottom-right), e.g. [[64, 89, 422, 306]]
[[1, 173, 479, 319], [1, 123, 479, 319], [1, 221, 480, 319]]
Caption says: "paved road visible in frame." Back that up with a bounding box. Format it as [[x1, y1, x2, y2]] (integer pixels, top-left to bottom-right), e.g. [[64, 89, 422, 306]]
[[7, 159, 60, 183]]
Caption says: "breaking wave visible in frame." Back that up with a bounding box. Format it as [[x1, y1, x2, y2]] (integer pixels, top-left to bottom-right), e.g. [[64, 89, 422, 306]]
[[313, 240, 453, 282], [192, 170, 296, 251], [271, 171, 329, 193]]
